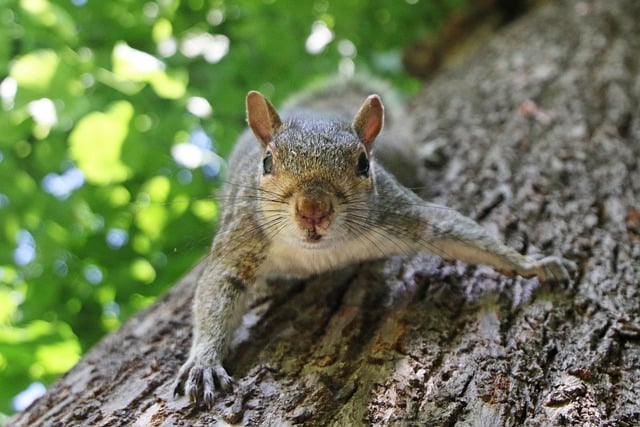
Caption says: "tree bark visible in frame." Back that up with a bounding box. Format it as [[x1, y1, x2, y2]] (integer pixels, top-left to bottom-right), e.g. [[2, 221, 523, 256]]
[[11, 0, 640, 425]]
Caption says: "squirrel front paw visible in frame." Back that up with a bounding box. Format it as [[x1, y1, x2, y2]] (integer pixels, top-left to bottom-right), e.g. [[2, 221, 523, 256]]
[[174, 357, 235, 408], [525, 255, 577, 283]]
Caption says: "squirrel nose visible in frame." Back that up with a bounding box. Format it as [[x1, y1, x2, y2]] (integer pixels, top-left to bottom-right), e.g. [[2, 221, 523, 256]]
[[295, 194, 333, 229]]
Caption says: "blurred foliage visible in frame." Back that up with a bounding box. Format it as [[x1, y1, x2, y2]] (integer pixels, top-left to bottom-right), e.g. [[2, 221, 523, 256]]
[[0, 0, 467, 415]]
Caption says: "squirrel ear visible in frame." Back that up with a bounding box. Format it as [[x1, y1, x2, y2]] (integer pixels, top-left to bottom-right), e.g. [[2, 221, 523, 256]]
[[352, 94, 384, 151], [246, 91, 282, 147]]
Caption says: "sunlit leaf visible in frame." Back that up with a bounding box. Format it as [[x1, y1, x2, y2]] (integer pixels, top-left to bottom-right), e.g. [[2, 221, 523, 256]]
[[112, 42, 164, 82], [132, 234, 152, 255], [0, 320, 53, 343], [34, 340, 81, 375], [10, 50, 59, 92], [152, 18, 173, 43], [69, 101, 134, 184], [130, 258, 156, 284], [169, 194, 190, 216], [141, 176, 171, 203], [108, 186, 131, 207], [191, 200, 217, 221], [135, 205, 167, 240], [20, 0, 77, 43], [149, 69, 188, 99], [0, 289, 17, 324]]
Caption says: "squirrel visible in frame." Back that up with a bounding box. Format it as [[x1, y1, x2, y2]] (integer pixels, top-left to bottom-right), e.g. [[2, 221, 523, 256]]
[[173, 78, 576, 408]]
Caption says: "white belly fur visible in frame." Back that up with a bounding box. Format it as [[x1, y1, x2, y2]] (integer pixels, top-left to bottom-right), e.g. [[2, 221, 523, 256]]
[[258, 232, 408, 279]]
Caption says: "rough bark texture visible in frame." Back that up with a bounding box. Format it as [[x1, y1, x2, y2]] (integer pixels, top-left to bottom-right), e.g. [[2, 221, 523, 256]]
[[11, 0, 640, 425]]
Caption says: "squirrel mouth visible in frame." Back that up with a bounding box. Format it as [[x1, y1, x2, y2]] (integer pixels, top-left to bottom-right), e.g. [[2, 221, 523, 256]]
[[305, 228, 323, 243]]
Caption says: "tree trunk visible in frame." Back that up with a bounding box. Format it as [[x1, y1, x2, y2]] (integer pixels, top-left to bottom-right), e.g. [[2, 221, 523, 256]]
[[11, 0, 640, 425]]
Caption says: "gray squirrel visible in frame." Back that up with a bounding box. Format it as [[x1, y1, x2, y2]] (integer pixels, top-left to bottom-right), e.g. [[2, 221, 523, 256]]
[[173, 79, 576, 407]]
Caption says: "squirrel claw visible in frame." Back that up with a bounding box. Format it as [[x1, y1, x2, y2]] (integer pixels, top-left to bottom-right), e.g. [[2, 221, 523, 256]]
[[174, 359, 235, 408], [529, 255, 577, 283]]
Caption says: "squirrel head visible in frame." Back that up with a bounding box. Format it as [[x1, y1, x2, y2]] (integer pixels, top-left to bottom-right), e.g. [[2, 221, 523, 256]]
[[246, 91, 384, 247]]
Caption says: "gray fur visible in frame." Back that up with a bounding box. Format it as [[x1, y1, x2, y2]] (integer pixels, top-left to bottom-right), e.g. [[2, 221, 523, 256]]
[[174, 80, 576, 407]]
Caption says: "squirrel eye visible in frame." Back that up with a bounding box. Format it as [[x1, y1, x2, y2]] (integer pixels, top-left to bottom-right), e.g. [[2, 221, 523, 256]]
[[263, 151, 273, 175], [356, 152, 369, 177]]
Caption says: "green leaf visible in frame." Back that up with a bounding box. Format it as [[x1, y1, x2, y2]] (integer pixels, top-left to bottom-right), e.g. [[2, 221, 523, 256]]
[[130, 258, 156, 284], [10, 49, 59, 92], [34, 339, 81, 375], [69, 101, 134, 185], [149, 69, 188, 100]]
